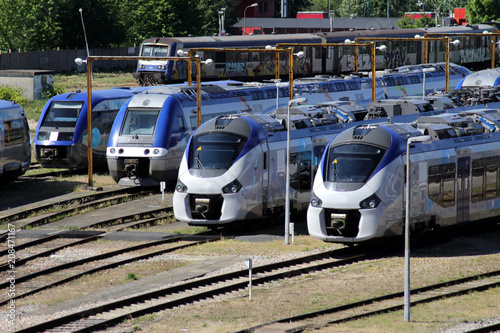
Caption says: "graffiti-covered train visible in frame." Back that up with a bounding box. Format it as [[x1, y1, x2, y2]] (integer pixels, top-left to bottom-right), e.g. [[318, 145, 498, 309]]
[[108, 63, 468, 186], [0, 100, 31, 183], [307, 108, 500, 243], [134, 24, 495, 84]]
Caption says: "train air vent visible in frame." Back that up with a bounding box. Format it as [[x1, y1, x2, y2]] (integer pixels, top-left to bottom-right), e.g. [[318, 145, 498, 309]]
[[200, 85, 227, 94], [352, 126, 374, 140], [215, 117, 235, 129]]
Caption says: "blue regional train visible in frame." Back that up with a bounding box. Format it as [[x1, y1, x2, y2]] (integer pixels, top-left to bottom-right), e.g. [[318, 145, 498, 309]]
[[0, 100, 31, 183], [108, 63, 469, 186], [307, 108, 500, 243], [33, 87, 153, 169]]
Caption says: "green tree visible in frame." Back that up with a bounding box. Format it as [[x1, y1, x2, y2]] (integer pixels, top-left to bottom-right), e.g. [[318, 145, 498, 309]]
[[397, 15, 436, 28], [465, 0, 500, 24], [0, 0, 61, 50], [275, 0, 313, 17]]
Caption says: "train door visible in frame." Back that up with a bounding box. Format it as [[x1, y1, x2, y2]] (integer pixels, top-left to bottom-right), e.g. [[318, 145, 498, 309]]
[[457, 155, 471, 223], [261, 142, 269, 213]]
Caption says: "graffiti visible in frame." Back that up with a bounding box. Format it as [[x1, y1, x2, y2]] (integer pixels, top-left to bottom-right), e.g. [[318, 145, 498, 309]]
[[384, 48, 407, 69], [225, 62, 247, 77], [255, 57, 276, 76], [459, 48, 489, 63], [340, 54, 371, 72]]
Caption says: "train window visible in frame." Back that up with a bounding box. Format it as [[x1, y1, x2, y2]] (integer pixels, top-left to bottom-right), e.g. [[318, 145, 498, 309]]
[[215, 52, 226, 63], [442, 164, 456, 207], [359, 80, 371, 90], [314, 47, 321, 60], [384, 77, 396, 87], [252, 52, 260, 62], [40, 101, 83, 129], [471, 167, 484, 202], [428, 163, 455, 207], [239, 52, 250, 62], [189, 133, 245, 170], [141, 45, 169, 57], [486, 165, 498, 198], [279, 87, 289, 98], [289, 151, 312, 191], [3, 120, 25, 146], [409, 42, 416, 54], [334, 82, 346, 91], [428, 166, 441, 199], [326, 144, 385, 183], [121, 108, 160, 136], [265, 89, 276, 99], [346, 81, 359, 90], [226, 52, 237, 62], [325, 83, 335, 92]]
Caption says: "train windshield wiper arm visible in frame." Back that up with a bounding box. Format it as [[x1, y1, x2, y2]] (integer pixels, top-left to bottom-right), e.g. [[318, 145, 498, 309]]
[[196, 151, 205, 169]]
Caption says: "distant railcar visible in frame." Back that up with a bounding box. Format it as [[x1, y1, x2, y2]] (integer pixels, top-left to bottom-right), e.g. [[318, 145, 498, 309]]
[[0, 100, 31, 183], [134, 24, 495, 84]]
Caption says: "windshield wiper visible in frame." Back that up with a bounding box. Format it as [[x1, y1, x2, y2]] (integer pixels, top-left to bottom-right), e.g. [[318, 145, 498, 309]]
[[196, 150, 205, 169]]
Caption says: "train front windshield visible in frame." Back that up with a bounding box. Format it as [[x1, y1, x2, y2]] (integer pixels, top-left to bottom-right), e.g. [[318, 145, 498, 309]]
[[326, 144, 385, 183], [40, 101, 83, 129], [121, 108, 160, 136], [189, 134, 245, 170], [141, 45, 169, 57]]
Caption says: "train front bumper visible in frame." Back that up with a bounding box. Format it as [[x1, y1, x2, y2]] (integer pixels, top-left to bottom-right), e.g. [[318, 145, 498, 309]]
[[307, 205, 384, 243], [173, 191, 245, 225]]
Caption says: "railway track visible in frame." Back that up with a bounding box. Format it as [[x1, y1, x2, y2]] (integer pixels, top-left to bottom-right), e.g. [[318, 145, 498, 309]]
[[0, 234, 220, 307], [13, 246, 378, 332], [237, 270, 500, 333], [0, 187, 161, 229]]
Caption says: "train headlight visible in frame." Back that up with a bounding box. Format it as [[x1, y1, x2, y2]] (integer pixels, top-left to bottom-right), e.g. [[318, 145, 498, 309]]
[[157, 65, 166, 70], [222, 179, 242, 193], [359, 194, 381, 209], [310, 193, 323, 207], [154, 149, 160, 155], [139, 65, 145, 69], [175, 180, 187, 193], [109, 148, 116, 154]]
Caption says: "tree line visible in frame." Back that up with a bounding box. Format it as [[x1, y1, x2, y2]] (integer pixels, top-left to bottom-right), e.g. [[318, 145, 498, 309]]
[[1, 0, 497, 52]]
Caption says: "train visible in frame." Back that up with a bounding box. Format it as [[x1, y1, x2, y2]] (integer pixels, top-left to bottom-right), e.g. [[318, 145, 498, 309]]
[[307, 108, 500, 243], [134, 24, 495, 84], [0, 100, 31, 183], [171, 97, 453, 226], [33, 86, 157, 169], [108, 63, 469, 186]]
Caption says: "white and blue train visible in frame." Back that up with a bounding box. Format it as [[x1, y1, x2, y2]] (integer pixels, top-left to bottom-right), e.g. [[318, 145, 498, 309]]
[[33, 87, 153, 169], [108, 63, 470, 186], [172, 101, 436, 226], [307, 108, 500, 243], [0, 100, 31, 183]]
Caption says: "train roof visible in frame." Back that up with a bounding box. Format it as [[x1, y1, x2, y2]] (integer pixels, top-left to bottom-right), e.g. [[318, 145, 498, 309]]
[[141, 33, 323, 48], [0, 99, 21, 110], [49, 88, 141, 102], [424, 23, 495, 34], [379, 109, 500, 142], [457, 68, 500, 88], [0, 100, 23, 121]]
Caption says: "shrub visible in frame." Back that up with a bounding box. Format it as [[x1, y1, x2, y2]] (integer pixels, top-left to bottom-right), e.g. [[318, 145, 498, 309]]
[[0, 85, 28, 105]]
